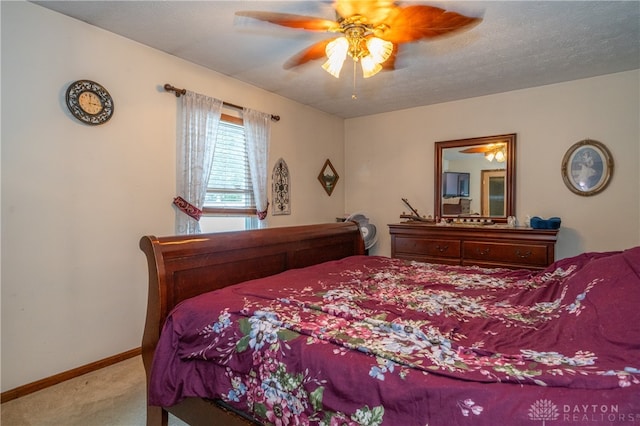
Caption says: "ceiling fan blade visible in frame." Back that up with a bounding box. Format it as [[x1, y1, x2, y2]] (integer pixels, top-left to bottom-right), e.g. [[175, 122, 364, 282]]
[[236, 11, 338, 32], [284, 38, 336, 69], [334, 0, 396, 24], [460, 143, 505, 153], [382, 5, 482, 44], [460, 146, 492, 153]]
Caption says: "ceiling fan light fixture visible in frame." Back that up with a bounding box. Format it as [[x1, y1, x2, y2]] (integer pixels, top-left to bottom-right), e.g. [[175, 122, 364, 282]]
[[361, 55, 382, 78], [366, 37, 393, 64], [484, 146, 506, 162], [323, 32, 392, 79], [322, 37, 349, 78]]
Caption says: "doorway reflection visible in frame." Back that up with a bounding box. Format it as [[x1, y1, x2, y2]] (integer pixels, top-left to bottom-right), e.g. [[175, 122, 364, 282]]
[[481, 170, 505, 216]]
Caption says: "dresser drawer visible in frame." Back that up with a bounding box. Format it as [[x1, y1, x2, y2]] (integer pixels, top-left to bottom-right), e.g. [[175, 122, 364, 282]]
[[394, 237, 461, 258], [463, 241, 549, 266], [389, 223, 558, 269]]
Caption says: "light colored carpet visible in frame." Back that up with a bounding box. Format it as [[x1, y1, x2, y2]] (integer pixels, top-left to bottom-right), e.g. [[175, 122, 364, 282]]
[[1, 356, 188, 426]]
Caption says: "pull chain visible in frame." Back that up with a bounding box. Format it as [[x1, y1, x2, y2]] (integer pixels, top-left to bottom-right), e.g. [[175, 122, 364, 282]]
[[352, 59, 358, 100]]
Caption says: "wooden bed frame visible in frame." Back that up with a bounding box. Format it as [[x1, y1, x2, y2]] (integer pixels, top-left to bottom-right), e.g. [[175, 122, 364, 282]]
[[139, 222, 365, 426]]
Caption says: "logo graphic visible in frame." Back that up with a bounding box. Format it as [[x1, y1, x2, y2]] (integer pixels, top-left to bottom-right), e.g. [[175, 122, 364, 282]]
[[529, 399, 559, 425]]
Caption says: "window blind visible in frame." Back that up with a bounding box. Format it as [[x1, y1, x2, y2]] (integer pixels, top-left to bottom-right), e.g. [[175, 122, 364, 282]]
[[203, 118, 255, 214]]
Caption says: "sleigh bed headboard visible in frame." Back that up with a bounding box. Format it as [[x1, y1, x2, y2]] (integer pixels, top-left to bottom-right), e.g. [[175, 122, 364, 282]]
[[139, 222, 364, 391]]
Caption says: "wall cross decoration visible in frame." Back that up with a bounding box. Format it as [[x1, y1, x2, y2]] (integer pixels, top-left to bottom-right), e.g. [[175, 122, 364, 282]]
[[272, 158, 290, 215]]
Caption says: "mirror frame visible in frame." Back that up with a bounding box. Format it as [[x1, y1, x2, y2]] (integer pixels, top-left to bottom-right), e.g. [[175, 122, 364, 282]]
[[434, 133, 516, 223]]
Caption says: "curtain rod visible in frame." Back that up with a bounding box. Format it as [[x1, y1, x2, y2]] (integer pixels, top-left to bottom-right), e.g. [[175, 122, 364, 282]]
[[163, 84, 280, 122]]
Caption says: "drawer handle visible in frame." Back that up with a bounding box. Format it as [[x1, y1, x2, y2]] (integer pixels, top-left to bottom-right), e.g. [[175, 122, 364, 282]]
[[516, 249, 532, 258], [475, 248, 490, 256], [435, 244, 449, 253]]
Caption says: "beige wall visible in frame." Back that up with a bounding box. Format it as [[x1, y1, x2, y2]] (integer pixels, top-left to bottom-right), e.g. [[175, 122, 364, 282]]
[[1, 1, 345, 391], [345, 70, 640, 259]]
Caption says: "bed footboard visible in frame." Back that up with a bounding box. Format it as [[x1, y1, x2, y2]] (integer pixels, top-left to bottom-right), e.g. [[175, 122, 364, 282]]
[[139, 222, 364, 426]]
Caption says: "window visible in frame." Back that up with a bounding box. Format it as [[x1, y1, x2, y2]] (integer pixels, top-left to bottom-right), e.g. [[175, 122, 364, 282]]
[[199, 114, 258, 232]]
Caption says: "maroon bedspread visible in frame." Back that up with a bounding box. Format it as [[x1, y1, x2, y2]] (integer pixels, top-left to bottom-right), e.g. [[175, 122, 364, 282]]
[[149, 247, 640, 425]]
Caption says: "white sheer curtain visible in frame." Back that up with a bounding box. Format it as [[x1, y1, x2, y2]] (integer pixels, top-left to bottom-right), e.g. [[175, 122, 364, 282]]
[[176, 92, 223, 234], [243, 108, 272, 222]]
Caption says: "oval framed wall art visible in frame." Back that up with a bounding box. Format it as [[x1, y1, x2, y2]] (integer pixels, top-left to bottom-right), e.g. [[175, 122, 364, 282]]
[[561, 139, 613, 196]]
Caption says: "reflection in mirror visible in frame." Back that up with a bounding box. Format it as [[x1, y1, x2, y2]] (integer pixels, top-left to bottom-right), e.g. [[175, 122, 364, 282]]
[[435, 134, 516, 222], [481, 170, 506, 216]]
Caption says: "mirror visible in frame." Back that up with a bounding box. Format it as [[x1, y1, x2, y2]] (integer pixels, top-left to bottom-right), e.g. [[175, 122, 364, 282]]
[[435, 133, 516, 222]]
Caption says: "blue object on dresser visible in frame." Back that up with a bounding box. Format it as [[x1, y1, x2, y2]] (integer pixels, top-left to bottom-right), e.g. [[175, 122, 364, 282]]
[[530, 216, 562, 229]]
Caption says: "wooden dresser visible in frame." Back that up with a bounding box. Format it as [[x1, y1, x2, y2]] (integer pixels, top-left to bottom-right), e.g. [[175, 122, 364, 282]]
[[388, 222, 558, 270]]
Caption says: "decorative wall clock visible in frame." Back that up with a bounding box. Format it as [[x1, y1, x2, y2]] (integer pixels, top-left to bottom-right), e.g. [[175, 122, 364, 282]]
[[65, 80, 114, 125]]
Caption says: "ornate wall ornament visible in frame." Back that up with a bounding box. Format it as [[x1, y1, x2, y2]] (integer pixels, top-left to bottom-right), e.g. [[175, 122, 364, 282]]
[[272, 158, 291, 215], [318, 159, 339, 196]]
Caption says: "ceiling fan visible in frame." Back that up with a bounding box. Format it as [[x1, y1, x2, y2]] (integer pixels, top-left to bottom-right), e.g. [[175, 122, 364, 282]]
[[460, 143, 507, 162], [236, 1, 482, 80]]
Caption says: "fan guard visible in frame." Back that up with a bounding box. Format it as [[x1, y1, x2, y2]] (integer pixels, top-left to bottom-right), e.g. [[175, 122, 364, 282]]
[[345, 213, 378, 250]]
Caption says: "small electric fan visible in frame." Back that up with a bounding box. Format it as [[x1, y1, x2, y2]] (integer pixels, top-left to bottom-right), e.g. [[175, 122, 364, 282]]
[[345, 212, 378, 251]]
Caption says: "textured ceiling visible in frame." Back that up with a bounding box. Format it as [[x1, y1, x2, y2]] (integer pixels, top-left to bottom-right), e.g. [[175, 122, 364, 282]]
[[33, 1, 640, 118]]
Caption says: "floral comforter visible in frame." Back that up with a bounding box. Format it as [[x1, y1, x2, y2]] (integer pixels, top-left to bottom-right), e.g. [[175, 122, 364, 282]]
[[149, 247, 640, 425]]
